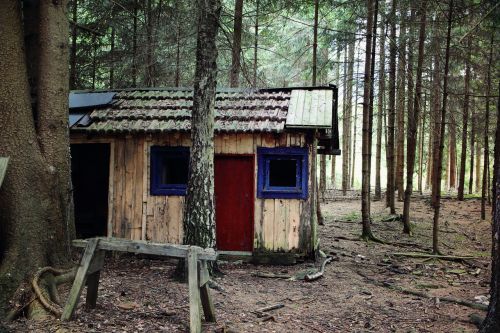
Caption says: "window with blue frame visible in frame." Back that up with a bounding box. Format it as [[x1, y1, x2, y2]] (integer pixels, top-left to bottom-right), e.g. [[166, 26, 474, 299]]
[[257, 147, 308, 199], [150, 146, 189, 195]]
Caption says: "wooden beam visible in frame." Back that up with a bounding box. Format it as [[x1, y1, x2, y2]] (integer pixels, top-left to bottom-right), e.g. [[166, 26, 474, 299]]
[[0, 157, 9, 188], [72, 238, 217, 261], [61, 238, 100, 321], [188, 248, 201, 333]]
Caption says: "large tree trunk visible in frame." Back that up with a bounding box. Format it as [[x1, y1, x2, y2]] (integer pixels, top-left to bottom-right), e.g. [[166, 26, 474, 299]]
[[480, 81, 500, 333], [386, 0, 397, 213], [182, 0, 221, 248], [458, 38, 471, 200], [229, 0, 243, 87], [0, 0, 73, 318], [361, 0, 376, 240], [432, 0, 453, 255], [351, 46, 361, 187], [482, 35, 493, 220], [374, 15, 387, 202], [402, 0, 427, 234]]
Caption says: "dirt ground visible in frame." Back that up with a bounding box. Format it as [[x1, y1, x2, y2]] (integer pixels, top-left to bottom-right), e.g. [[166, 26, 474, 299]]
[[3, 195, 494, 332]]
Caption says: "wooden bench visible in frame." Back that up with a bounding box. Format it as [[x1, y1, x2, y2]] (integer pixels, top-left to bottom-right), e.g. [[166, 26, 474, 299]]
[[62, 237, 217, 333]]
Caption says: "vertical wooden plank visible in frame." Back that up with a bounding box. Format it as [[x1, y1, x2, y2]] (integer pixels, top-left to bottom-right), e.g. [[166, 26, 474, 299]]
[[262, 199, 275, 250], [141, 138, 149, 240], [273, 199, 288, 251], [288, 200, 301, 250], [133, 138, 144, 240], [168, 197, 183, 243], [199, 261, 216, 322], [187, 248, 201, 333], [113, 139, 125, 237], [215, 136, 223, 154], [107, 141, 115, 237], [123, 136, 136, 239]]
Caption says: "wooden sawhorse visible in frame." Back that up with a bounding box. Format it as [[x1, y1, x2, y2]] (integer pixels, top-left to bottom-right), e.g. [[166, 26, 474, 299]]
[[61, 237, 217, 333]]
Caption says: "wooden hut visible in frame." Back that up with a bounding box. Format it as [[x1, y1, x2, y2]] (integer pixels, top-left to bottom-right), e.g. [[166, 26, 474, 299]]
[[69, 87, 340, 262]]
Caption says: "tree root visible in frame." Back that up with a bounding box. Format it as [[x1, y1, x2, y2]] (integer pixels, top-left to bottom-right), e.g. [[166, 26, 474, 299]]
[[360, 232, 385, 244], [356, 270, 488, 311], [7, 266, 76, 321]]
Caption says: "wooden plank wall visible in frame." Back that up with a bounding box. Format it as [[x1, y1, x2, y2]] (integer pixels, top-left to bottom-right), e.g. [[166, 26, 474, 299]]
[[71, 132, 312, 254]]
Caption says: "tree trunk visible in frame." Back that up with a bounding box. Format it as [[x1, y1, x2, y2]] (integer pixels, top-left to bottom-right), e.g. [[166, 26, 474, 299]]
[[432, 0, 453, 255], [145, 0, 155, 87], [374, 16, 387, 202], [342, 41, 355, 195], [361, 0, 376, 240], [482, 35, 493, 220], [449, 109, 457, 189], [253, 0, 259, 88], [418, 94, 426, 194], [395, 3, 406, 202], [69, 0, 77, 89], [109, 26, 115, 89], [469, 99, 476, 194], [0, 0, 73, 318], [479, 82, 500, 333], [175, 7, 181, 87], [477, 137, 482, 193], [402, 0, 427, 234], [230, 0, 244, 87], [458, 38, 471, 200], [386, 0, 397, 213], [351, 46, 361, 188], [182, 0, 221, 248], [132, 0, 138, 87]]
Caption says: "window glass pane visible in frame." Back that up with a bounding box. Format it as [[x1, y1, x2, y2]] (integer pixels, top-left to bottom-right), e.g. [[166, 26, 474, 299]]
[[159, 154, 188, 185], [269, 159, 297, 187]]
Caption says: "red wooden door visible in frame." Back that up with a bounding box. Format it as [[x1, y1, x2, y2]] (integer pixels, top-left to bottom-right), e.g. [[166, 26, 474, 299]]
[[215, 155, 254, 251]]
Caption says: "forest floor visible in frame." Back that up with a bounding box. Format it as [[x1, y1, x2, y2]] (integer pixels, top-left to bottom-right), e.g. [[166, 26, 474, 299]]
[[3, 195, 493, 333]]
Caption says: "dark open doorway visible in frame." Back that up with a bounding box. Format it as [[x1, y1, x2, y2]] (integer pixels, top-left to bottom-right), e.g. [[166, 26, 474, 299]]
[[71, 143, 110, 238]]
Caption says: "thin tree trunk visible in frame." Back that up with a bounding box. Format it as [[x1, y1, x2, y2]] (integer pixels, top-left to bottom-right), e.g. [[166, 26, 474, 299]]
[[91, 34, 97, 90], [145, 0, 155, 87], [109, 26, 115, 89], [175, 20, 181, 87], [395, 3, 406, 202], [69, 0, 77, 90], [477, 137, 482, 193], [432, 0, 453, 255], [230, 0, 244, 87], [374, 18, 387, 201], [470, 99, 476, 194], [132, 0, 138, 87], [343, 41, 355, 195], [482, 35, 493, 220], [402, 0, 427, 234], [361, 0, 376, 240], [253, 0, 259, 88], [386, 0, 397, 213], [351, 46, 361, 187], [183, 0, 221, 247], [449, 109, 457, 189], [418, 94, 426, 194], [458, 38, 471, 200]]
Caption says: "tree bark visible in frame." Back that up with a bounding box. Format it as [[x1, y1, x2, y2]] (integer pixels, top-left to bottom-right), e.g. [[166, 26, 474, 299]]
[[432, 0, 453, 255], [69, 0, 77, 89], [351, 46, 361, 187], [449, 108, 457, 189], [342, 41, 355, 195], [230, 0, 244, 87], [109, 26, 115, 89], [182, 0, 221, 248], [479, 81, 500, 333], [374, 16, 387, 201], [253, 0, 259, 88], [361, 0, 376, 240], [0, 0, 73, 318], [402, 0, 427, 234], [458, 37, 471, 200], [482, 35, 493, 220], [145, 0, 155, 87], [132, 0, 138, 87], [386, 0, 397, 213], [469, 99, 476, 194], [395, 3, 406, 202]]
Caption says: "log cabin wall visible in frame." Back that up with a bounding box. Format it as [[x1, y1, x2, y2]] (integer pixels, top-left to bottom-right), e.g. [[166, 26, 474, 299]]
[[70, 131, 313, 254]]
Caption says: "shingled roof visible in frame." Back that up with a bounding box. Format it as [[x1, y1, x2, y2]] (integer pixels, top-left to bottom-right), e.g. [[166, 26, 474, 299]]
[[70, 87, 335, 134]]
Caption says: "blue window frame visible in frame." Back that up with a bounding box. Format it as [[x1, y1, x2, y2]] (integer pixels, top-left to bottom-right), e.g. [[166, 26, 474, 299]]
[[150, 146, 189, 196], [257, 147, 308, 199]]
